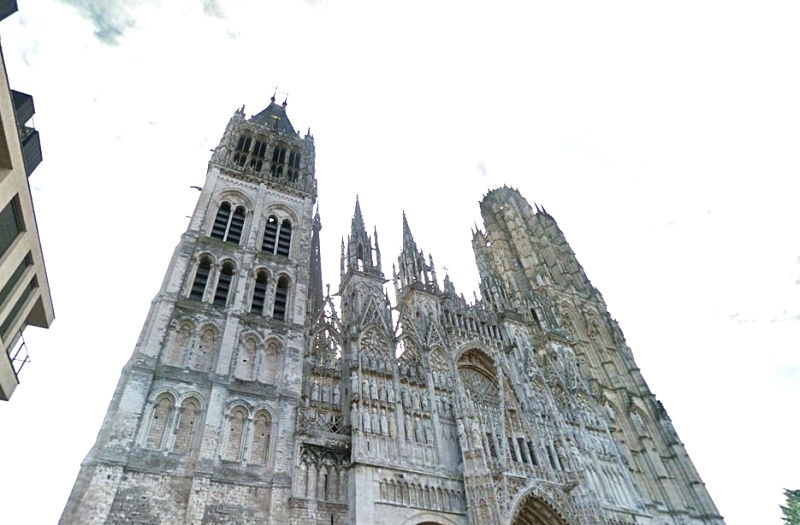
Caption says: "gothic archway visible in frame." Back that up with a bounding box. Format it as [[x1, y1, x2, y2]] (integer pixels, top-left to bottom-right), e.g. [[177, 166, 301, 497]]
[[509, 490, 572, 525]]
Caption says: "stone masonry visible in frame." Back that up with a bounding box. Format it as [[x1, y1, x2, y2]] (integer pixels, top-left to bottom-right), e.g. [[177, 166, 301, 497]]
[[58, 99, 726, 525]]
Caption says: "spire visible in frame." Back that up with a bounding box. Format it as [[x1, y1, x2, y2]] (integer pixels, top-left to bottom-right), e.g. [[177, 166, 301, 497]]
[[250, 97, 296, 134], [343, 196, 383, 279]]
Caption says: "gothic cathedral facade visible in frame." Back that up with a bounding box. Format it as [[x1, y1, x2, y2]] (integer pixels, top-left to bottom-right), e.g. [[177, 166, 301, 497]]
[[59, 100, 725, 525]]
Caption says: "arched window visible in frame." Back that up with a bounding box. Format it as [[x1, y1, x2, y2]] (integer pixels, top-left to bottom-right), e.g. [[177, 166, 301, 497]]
[[192, 327, 217, 371], [233, 135, 251, 167], [173, 398, 199, 454], [356, 244, 365, 271], [210, 202, 231, 240], [248, 139, 267, 172], [250, 411, 271, 465], [214, 262, 235, 307], [276, 220, 292, 257], [287, 151, 301, 182], [224, 407, 247, 461], [210, 202, 247, 245], [273, 276, 290, 321], [270, 146, 286, 178], [262, 215, 278, 253], [251, 271, 268, 314], [261, 341, 279, 384], [237, 337, 257, 380], [190, 257, 212, 301], [166, 323, 192, 366], [145, 394, 174, 449], [226, 207, 246, 244]]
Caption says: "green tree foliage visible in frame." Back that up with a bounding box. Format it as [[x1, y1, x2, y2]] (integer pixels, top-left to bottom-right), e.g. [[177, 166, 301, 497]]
[[781, 488, 800, 525]]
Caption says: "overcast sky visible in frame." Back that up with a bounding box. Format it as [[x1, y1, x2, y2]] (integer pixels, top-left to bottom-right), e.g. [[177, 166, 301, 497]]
[[0, 1, 797, 523]]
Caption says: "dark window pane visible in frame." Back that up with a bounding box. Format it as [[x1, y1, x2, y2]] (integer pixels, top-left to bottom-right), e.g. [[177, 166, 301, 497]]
[[0, 198, 23, 259]]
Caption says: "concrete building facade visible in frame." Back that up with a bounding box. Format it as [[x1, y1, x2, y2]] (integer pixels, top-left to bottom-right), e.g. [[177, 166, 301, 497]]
[[59, 101, 724, 525], [0, 2, 54, 401]]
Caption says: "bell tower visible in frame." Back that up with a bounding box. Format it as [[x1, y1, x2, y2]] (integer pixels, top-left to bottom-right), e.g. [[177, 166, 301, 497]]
[[59, 97, 320, 525]]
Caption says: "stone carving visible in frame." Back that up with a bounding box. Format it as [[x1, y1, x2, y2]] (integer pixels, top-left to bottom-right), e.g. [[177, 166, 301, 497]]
[[387, 382, 395, 404], [351, 371, 360, 397]]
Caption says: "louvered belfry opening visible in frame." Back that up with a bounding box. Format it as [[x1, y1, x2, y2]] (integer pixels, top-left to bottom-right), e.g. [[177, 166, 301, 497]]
[[226, 206, 246, 244], [214, 262, 235, 307], [190, 258, 212, 301], [251, 271, 268, 314], [211, 202, 231, 240], [276, 220, 292, 257], [262, 215, 278, 253], [273, 276, 289, 321]]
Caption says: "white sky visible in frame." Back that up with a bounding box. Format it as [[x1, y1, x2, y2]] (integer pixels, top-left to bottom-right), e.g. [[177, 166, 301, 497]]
[[0, 1, 797, 523]]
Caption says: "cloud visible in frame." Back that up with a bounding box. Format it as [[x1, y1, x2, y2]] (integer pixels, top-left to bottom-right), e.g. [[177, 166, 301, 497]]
[[199, 0, 225, 19], [56, 0, 140, 45]]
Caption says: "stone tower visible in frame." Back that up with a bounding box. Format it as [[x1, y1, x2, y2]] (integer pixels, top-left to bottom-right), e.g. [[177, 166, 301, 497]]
[[60, 102, 726, 525]]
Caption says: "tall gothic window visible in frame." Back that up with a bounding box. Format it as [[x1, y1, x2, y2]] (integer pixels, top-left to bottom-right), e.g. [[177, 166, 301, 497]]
[[262, 215, 278, 253], [270, 146, 286, 178], [237, 337, 257, 380], [214, 262, 235, 307], [211, 202, 247, 245], [287, 151, 301, 182], [233, 135, 251, 167], [145, 394, 174, 449], [251, 271, 268, 314], [190, 257, 212, 301], [273, 276, 290, 321], [248, 139, 267, 172], [276, 220, 292, 257]]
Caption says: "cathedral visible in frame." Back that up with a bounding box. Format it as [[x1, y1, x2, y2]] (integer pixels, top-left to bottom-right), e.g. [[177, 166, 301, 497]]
[[59, 99, 725, 525]]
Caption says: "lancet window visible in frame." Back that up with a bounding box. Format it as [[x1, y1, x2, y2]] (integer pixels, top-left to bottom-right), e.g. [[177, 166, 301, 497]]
[[213, 261, 235, 307], [250, 411, 271, 465], [145, 394, 174, 449], [233, 135, 252, 167], [189, 257, 212, 301], [250, 270, 268, 314], [248, 138, 267, 172], [191, 327, 218, 372], [173, 398, 200, 454], [273, 275, 290, 321], [223, 407, 247, 461], [165, 322, 192, 366]]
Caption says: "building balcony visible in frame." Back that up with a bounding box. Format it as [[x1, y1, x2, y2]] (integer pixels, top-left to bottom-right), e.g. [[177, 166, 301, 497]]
[[11, 90, 42, 176]]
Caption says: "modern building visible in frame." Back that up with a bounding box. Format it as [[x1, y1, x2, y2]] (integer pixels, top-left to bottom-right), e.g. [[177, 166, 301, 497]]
[[59, 99, 724, 525], [0, 2, 54, 401]]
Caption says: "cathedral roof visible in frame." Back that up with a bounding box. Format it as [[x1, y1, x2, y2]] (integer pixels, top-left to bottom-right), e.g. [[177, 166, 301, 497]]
[[250, 96, 296, 135]]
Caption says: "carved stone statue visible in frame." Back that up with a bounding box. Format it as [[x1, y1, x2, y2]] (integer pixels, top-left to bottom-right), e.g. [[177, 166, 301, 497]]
[[414, 417, 424, 443], [388, 414, 397, 437], [424, 421, 434, 444], [379, 382, 386, 403], [333, 384, 341, 406], [457, 419, 466, 443], [322, 381, 330, 405], [402, 387, 411, 408], [363, 409, 372, 433], [362, 379, 369, 400], [350, 371, 359, 398], [421, 393, 429, 411], [470, 419, 483, 450], [311, 379, 320, 403], [387, 383, 395, 404], [370, 378, 379, 400], [411, 389, 421, 410], [371, 410, 380, 435], [380, 410, 389, 436], [405, 413, 414, 442], [351, 404, 359, 430]]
